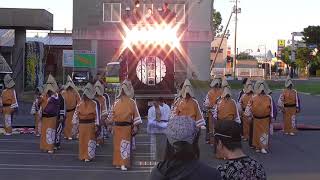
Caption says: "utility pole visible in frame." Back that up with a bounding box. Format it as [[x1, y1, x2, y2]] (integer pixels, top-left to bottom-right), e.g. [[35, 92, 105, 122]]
[[233, 1, 240, 79]]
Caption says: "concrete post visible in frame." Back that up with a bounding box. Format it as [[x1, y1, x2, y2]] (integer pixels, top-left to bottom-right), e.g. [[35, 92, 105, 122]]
[[12, 29, 26, 95], [91, 40, 98, 77]]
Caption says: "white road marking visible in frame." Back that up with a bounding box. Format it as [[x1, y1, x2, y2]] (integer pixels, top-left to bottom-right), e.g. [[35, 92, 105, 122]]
[[0, 163, 152, 169], [0, 167, 152, 173], [0, 151, 153, 158]]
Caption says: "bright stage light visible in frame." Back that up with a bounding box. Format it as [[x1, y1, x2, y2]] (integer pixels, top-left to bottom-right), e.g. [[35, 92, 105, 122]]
[[123, 24, 180, 48]]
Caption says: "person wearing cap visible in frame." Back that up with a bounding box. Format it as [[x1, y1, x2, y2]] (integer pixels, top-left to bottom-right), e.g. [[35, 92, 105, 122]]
[[203, 76, 223, 144], [212, 86, 241, 159], [39, 75, 61, 154], [107, 79, 142, 171], [72, 83, 99, 162], [238, 79, 254, 141], [244, 81, 274, 154], [1, 74, 18, 136], [94, 80, 110, 146], [62, 75, 81, 140], [215, 121, 267, 180], [149, 116, 221, 180], [278, 76, 301, 136], [30, 86, 44, 136]]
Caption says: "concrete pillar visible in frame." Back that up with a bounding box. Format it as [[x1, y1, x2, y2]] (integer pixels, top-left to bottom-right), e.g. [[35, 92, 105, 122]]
[[91, 40, 98, 76], [12, 29, 26, 94]]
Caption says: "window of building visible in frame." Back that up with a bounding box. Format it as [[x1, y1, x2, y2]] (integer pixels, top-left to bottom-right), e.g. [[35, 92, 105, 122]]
[[175, 4, 185, 24], [167, 3, 186, 24], [103, 3, 122, 22]]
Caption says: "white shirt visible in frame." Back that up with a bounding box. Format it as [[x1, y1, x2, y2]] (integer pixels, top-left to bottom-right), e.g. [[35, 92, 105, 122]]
[[161, 103, 171, 121]]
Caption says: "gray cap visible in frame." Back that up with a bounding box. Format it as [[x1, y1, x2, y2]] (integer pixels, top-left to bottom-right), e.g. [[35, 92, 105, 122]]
[[165, 116, 198, 145]]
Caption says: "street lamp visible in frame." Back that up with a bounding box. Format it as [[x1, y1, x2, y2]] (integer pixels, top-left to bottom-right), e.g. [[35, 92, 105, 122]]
[[257, 44, 271, 79]]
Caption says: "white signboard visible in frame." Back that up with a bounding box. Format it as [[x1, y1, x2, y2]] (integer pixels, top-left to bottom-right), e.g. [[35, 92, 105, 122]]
[[62, 50, 74, 67]]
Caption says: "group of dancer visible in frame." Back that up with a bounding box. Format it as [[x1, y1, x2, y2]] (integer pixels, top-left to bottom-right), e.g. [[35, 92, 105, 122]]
[[0, 73, 142, 171], [202, 76, 300, 155], [1, 73, 301, 170]]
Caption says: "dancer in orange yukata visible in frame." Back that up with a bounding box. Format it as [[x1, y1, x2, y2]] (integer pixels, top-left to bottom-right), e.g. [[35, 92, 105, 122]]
[[72, 83, 99, 162], [175, 79, 205, 159], [238, 80, 254, 141], [244, 80, 274, 154], [39, 75, 60, 154], [108, 80, 142, 171], [212, 86, 241, 158], [31, 86, 43, 136], [94, 80, 109, 146], [278, 76, 301, 136], [1, 74, 18, 136], [203, 76, 222, 144], [62, 75, 81, 140]]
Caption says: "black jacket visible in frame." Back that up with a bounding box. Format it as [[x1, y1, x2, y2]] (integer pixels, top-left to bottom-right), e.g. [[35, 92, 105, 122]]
[[149, 160, 221, 180]]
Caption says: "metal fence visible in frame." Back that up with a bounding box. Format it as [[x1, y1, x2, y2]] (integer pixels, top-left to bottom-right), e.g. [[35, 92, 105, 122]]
[[211, 68, 265, 78]]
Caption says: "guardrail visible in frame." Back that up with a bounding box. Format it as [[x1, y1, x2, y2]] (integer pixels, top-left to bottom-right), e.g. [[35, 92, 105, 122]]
[[211, 68, 265, 78]]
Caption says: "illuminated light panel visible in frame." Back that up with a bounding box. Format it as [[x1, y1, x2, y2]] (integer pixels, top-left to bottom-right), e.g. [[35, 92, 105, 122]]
[[123, 24, 180, 48]]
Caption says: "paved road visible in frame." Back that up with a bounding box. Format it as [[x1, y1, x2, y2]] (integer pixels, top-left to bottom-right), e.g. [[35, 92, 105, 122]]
[[0, 127, 320, 180], [0, 87, 319, 179]]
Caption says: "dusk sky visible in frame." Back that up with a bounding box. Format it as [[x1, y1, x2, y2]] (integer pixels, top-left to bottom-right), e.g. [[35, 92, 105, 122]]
[[1, 0, 319, 53]]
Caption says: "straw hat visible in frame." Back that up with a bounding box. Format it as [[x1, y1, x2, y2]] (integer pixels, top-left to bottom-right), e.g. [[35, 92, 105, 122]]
[[210, 76, 222, 88], [262, 81, 272, 94], [117, 79, 134, 98], [4, 74, 15, 88], [254, 80, 266, 94], [64, 75, 77, 90], [83, 83, 95, 100], [221, 86, 232, 98], [44, 74, 58, 94], [221, 78, 230, 89], [36, 85, 44, 94], [181, 79, 194, 98], [94, 80, 105, 96], [244, 79, 254, 94], [285, 76, 293, 88]]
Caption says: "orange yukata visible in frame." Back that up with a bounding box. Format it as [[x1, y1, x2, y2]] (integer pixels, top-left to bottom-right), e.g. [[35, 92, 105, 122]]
[[176, 98, 205, 127], [31, 95, 42, 135], [73, 99, 99, 160], [239, 93, 254, 140], [109, 96, 142, 167], [1, 88, 18, 134], [278, 89, 300, 134], [95, 95, 108, 145], [245, 95, 274, 150], [40, 94, 60, 152], [62, 89, 80, 139], [203, 88, 223, 143]]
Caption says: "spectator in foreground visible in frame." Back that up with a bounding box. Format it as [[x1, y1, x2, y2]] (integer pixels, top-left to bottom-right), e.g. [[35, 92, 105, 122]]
[[215, 121, 267, 180], [149, 116, 221, 180]]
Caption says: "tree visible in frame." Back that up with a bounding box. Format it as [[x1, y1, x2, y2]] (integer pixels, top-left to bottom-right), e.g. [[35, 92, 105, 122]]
[[281, 46, 292, 65], [302, 26, 320, 74], [237, 52, 256, 60], [302, 26, 320, 49], [296, 47, 311, 69], [212, 10, 222, 36]]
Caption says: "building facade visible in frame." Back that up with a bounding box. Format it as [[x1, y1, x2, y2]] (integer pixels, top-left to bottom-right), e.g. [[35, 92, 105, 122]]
[[73, 0, 213, 81]]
